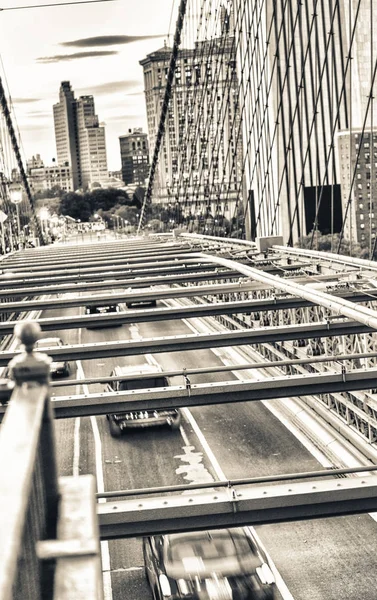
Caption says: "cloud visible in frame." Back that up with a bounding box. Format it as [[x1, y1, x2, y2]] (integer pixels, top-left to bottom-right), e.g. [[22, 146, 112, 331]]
[[125, 91, 144, 97], [36, 50, 118, 64], [12, 97, 40, 104], [60, 34, 165, 48], [77, 80, 141, 96], [24, 111, 52, 119]]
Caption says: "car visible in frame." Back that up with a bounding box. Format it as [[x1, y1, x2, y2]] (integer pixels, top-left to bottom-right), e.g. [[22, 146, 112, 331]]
[[143, 527, 277, 600], [105, 363, 181, 437], [85, 303, 122, 328], [34, 337, 71, 377], [125, 288, 157, 309], [0, 377, 14, 405]]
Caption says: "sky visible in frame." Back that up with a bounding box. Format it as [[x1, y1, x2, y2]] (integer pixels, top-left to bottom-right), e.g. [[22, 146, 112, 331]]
[[0, 0, 177, 171]]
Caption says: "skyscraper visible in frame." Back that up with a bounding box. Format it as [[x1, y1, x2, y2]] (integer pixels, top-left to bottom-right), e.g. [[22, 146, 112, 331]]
[[230, 0, 377, 245], [53, 81, 80, 189], [53, 82, 108, 191], [119, 128, 149, 186], [140, 30, 242, 221]]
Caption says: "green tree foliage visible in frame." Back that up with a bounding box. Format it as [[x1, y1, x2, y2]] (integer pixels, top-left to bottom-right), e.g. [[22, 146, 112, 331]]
[[59, 187, 140, 221], [33, 186, 65, 200], [296, 231, 369, 258]]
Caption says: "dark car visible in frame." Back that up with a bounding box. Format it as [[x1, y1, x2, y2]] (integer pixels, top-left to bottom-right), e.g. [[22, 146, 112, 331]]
[[143, 527, 277, 600], [35, 337, 71, 377], [0, 377, 14, 405], [85, 303, 121, 328], [125, 288, 157, 309], [105, 363, 181, 437]]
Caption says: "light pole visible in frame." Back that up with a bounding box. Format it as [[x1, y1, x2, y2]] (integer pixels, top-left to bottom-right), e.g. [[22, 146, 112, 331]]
[[39, 208, 50, 241], [9, 185, 23, 249]]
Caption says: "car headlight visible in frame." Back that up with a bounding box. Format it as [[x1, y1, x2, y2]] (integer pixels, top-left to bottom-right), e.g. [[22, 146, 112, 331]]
[[256, 563, 275, 585], [159, 574, 171, 597]]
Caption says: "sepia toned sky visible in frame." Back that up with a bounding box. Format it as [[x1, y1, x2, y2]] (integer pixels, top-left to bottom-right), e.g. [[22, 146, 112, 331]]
[[0, 0, 177, 169]]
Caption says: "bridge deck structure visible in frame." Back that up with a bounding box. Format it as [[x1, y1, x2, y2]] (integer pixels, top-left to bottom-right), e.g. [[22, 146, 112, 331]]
[[2, 234, 377, 597]]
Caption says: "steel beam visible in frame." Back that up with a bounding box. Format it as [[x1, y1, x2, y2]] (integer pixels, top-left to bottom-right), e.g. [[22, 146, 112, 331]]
[[0, 259, 217, 284], [3, 246, 196, 273], [0, 291, 375, 334], [0, 367, 375, 420], [0, 281, 262, 313], [0, 269, 240, 298], [0, 264, 233, 290], [97, 475, 377, 539], [0, 319, 370, 367]]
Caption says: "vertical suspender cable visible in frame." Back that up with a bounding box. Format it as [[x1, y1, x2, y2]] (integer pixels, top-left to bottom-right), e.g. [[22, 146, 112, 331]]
[[0, 78, 44, 246], [137, 0, 189, 235]]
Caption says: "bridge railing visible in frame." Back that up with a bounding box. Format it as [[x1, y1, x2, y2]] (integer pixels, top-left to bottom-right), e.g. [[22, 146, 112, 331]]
[[0, 323, 103, 600]]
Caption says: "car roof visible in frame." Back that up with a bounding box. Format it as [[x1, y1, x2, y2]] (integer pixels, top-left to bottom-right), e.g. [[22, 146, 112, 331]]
[[165, 528, 248, 545], [113, 363, 163, 376]]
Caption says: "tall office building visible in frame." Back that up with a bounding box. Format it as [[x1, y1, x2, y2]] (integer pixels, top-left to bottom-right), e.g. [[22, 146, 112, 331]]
[[140, 29, 242, 220], [53, 82, 80, 190], [53, 82, 108, 191], [229, 0, 377, 244], [119, 128, 149, 185], [75, 96, 108, 190]]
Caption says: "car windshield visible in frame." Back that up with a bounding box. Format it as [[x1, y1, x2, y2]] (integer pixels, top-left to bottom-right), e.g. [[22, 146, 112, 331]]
[[119, 377, 167, 391], [165, 531, 261, 578]]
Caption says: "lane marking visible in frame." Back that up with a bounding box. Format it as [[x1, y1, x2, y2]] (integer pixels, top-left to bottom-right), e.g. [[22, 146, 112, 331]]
[[73, 325, 82, 477], [182, 406, 294, 600], [162, 317, 295, 599], [129, 315, 292, 597], [76, 358, 113, 600], [72, 416, 81, 477]]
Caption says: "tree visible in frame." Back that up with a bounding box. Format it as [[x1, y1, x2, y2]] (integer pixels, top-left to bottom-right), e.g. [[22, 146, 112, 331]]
[[58, 187, 137, 221], [296, 231, 365, 257], [33, 186, 65, 200], [59, 192, 92, 221]]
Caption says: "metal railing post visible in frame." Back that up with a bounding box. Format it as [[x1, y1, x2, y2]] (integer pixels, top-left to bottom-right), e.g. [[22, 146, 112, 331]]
[[8, 321, 58, 598]]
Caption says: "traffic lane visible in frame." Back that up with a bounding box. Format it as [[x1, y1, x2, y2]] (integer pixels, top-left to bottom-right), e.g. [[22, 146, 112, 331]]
[[260, 516, 377, 600], [77, 318, 250, 600], [138, 318, 321, 478], [94, 318, 284, 600], [138, 317, 377, 600], [39, 306, 80, 477]]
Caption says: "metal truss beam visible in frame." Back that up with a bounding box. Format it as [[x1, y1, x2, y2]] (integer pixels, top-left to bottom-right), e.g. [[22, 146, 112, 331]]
[[97, 475, 377, 539], [0, 263, 232, 290], [0, 367, 375, 420], [274, 245, 377, 274], [0, 281, 262, 313], [0, 269, 240, 298], [0, 257, 217, 281], [1, 290, 377, 333], [201, 253, 377, 330], [0, 319, 370, 367], [4, 246, 195, 273]]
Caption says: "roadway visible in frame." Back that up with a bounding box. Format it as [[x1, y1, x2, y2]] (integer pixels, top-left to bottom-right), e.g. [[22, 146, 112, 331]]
[[44, 298, 377, 600]]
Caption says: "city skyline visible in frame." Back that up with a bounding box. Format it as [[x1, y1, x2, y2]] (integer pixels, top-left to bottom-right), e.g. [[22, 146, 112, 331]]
[[0, 0, 176, 170]]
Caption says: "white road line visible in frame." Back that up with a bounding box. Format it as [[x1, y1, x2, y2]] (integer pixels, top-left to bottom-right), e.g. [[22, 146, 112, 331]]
[[76, 358, 113, 600], [173, 317, 295, 600], [72, 416, 81, 477], [182, 406, 294, 600], [129, 316, 293, 597], [72, 326, 82, 477], [181, 408, 226, 481]]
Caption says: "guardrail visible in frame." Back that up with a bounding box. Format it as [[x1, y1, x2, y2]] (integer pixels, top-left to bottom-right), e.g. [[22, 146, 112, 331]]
[[0, 323, 103, 600]]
